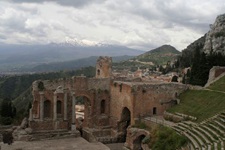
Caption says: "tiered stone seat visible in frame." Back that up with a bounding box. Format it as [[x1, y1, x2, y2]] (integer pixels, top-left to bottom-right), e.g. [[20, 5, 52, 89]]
[[172, 111, 225, 150]]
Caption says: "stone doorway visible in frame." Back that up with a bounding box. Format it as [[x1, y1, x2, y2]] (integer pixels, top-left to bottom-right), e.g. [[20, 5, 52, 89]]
[[133, 135, 146, 150], [44, 100, 51, 118], [153, 107, 157, 115], [118, 107, 131, 142], [75, 96, 91, 135]]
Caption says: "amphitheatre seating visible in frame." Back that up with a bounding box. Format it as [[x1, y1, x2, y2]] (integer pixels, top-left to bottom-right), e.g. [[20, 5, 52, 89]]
[[172, 112, 225, 150]]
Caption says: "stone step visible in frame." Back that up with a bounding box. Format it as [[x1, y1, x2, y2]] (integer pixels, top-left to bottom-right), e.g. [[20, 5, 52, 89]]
[[183, 131, 201, 149], [207, 123, 225, 136], [201, 125, 220, 140], [197, 126, 217, 142], [214, 142, 218, 150], [96, 136, 117, 144], [31, 130, 79, 141], [218, 117, 225, 123], [192, 128, 212, 144], [186, 129, 206, 149], [212, 120, 225, 131]]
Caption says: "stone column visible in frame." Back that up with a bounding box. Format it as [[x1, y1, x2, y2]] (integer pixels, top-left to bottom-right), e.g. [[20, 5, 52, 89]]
[[53, 92, 57, 121], [64, 92, 68, 120], [71, 92, 76, 131], [39, 92, 44, 121], [29, 108, 33, 121]]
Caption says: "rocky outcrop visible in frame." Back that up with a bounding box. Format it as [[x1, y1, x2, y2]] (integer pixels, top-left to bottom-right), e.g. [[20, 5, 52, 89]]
[[203, 14, 225, 54]]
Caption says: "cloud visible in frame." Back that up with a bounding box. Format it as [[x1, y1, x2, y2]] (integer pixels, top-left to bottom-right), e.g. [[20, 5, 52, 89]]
[[8, 0, 106, 8], [0, 0, 225, 50]]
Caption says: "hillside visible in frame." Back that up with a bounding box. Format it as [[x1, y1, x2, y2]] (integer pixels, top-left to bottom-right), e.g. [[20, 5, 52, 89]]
[[177, 13, 225, 86], [136, 45, 180, 65], [113, 45, 180, 71], [0, 43, 143, 73], [168, 76, 225, 122], [26, 55, 134, 73]]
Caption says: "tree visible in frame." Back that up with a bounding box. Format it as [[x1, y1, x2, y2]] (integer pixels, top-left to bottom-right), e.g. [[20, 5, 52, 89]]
[[0, 98, 16, 125]]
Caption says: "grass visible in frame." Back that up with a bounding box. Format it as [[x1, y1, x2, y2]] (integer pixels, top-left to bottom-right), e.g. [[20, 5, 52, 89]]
[[168, 89, 225, 123], [207, 76, 225, 92], [149, 125, 188, 150]]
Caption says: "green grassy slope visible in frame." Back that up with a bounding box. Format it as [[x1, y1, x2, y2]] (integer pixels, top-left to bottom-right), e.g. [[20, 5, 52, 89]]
[[207, 75, 225, 92], [168, 89, 225, 122]]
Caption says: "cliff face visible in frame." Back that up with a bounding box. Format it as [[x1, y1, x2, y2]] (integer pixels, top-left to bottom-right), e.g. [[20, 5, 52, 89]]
[[203, 14, 225, 55]]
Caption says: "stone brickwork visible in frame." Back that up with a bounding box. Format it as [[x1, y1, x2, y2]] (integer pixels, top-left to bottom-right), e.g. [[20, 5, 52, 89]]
[[124, 127, 149, 150], [29, 56, 188, 149], [96, 56, 112, 78]]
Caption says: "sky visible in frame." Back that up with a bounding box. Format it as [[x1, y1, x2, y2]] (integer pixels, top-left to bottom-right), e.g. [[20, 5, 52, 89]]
[[0, 0, 224, 51]]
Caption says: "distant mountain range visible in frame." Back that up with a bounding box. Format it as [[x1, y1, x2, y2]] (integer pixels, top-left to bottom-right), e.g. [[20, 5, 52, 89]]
[[0, 43, 143, 72], [26, 55, 134, 73]]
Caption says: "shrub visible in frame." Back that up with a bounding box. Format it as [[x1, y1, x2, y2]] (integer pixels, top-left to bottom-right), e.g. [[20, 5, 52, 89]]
[[1, 117, 13, 125]]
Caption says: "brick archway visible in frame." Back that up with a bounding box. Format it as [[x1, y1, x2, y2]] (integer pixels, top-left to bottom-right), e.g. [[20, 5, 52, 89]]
[[133, 134, 146, 150], [75, 95, 92, 128], [118, 107, 131, 142]]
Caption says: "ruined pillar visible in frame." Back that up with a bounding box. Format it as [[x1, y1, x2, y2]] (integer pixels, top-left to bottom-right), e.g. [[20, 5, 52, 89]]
[[64, 91, 68, 120], [39, 92, 44, 121], [53, 92, 57, 121], [29, 108, 33, 121], [71, 92, 76, 131]]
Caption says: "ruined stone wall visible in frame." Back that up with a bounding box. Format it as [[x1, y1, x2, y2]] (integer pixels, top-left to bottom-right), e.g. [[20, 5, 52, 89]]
[[132, 83, 188, 119], [30, 121, 68, 131], [205, 66, 225, 87], [96, 56, 112, 78], [110, 81, 188, 129], [110, 81, 134, 128], [87, 78, 111, 91]]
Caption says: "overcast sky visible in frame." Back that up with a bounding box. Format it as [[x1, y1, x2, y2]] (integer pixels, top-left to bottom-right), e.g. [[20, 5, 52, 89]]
[[0, 0, 224, 51]]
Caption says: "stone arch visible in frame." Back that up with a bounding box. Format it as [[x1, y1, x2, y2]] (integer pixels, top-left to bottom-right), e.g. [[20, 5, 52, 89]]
[[118, 107, 131, 142], [100, 99, 106, 114], [133, 134, 146, 150], [44, 100, 51, 118], [97, 69, 100, 76], [75, 95, 92, 128]]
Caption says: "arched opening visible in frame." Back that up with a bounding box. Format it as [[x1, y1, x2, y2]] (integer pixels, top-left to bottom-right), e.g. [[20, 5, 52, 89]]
[[97, 69, 100, 76], [57, 100, 62, 114], [75, 96, 91, 136], [100, 100, 106, 114], [118, 107, 131, 142], [133, 135, 146, 150], [44, 100, 51, 118]]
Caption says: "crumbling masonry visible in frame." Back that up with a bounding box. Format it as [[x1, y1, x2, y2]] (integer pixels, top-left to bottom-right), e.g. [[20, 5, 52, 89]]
[[29, 56, 188, 145]]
